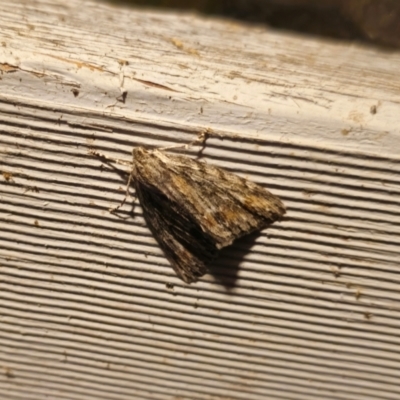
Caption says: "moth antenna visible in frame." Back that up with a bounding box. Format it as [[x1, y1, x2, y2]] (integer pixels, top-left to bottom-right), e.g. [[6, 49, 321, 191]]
[[160, 143, 190, 151], [159, 130, 209, 152]]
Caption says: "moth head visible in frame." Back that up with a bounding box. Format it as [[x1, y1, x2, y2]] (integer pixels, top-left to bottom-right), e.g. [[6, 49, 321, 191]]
[[132, 146, 149, 161]]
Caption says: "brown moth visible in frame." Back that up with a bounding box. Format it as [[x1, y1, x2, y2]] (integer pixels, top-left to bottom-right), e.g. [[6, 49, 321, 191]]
[[92, 146, 286, 283]]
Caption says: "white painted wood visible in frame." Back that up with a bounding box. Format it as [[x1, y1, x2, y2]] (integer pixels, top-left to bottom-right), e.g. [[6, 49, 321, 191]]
[[1, 1, 400, 399]]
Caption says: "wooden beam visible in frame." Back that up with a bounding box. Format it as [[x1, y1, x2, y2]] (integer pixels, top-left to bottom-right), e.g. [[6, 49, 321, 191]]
[[1, 1, 400, 399]]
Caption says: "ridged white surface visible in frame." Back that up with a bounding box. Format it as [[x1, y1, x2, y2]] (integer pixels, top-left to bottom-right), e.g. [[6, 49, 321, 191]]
[[1, 1, 400, 399]]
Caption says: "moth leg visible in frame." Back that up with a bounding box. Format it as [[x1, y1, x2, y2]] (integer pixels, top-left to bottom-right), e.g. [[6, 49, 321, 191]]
[[193, 129, 209, 155], [89, 149, 132, 167], [89, 148, 136, 213], [109, 167, 136, 213]]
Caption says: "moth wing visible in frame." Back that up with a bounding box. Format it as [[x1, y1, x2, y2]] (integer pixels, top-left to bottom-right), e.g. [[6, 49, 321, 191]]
[[148, 151, 286, 249], [135, 180, 218, 284], [132, 147, 285, 283]]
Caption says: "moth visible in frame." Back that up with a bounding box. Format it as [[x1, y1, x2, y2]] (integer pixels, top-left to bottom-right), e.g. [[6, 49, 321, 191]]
[[91, 146, 286, 283]]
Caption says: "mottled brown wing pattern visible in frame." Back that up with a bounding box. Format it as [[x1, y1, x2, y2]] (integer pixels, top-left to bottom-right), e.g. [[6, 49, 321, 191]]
[[131, 147, 286, 283], [133, 148, 286, 249], [135, 177, 218, 283]]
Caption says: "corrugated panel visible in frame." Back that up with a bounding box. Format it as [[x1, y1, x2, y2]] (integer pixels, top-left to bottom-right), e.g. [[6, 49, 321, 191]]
[[2, 102, 400, 400]]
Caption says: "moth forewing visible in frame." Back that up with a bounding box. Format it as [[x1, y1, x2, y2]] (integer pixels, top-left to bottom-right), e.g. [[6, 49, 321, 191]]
[[95, 146, 286, 283]]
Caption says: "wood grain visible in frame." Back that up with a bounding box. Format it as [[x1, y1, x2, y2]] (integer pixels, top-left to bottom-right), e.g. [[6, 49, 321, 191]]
[[1, 1, 400, 399]]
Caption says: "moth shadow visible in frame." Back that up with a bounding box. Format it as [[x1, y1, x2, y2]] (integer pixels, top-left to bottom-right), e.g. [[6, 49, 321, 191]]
[[207, 231, 262, 291]]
